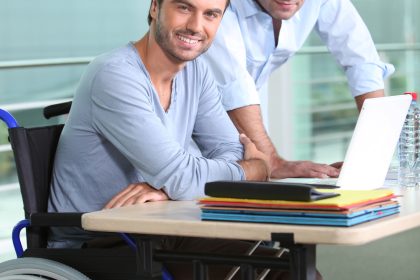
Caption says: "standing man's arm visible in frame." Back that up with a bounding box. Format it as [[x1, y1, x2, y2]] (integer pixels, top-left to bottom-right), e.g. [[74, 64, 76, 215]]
[[316, 0, 393, 110], [354, 90, 385, 111], [228, 105, 340, 178], [202, 8, 339, 179], [193, 62, 270, 181]]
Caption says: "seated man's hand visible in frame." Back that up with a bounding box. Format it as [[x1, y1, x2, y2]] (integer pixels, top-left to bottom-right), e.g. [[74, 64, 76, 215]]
[[104, 182, 169, 209], [270, 158, 342, 179], [241, 134, 269, 163], [238, 134, 271, 180]]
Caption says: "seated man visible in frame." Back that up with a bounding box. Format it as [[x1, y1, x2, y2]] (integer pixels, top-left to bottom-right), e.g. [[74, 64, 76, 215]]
[[48, 0, 317, 278]]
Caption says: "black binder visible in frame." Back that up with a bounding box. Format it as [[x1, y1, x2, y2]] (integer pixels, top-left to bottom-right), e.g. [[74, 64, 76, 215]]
[[205, 181, 340, 202]]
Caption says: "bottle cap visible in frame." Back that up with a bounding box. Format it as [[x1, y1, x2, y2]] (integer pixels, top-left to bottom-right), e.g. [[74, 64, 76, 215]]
[[404, 92, 418, 101]]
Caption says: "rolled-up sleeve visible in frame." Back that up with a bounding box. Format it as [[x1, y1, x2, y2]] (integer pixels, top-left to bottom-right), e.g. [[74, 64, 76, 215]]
[[203, 8, 261, 110], [316, 0, 394, 97]]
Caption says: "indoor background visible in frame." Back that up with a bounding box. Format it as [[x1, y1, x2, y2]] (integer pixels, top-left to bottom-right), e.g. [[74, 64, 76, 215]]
[[1, 1, 420, 279]]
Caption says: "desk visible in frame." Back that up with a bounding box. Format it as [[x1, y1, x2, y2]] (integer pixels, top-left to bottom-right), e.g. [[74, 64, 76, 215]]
[[81, 187, 420, 279]]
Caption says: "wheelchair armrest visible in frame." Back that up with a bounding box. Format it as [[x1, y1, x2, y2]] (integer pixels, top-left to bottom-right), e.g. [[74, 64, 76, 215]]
[[43, 101, 72, 119], [30, 212, 84, 227], [13, 213, 83, 258]]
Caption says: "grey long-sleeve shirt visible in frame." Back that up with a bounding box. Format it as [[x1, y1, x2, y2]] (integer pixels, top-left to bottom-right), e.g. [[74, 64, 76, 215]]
[[48, 43, 244, 218]]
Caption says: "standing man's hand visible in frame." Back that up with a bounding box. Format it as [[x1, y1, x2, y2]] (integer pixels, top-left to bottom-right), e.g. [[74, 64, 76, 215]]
[[104, 182, 169, 209], [270, 158, 341, 179], [229, 105, 341, 179], [270, 89, 383, 178]]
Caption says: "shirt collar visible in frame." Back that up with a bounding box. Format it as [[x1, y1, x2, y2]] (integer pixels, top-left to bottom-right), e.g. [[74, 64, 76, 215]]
[[231, 0, 302, 21], [231, 0, 263, 19]]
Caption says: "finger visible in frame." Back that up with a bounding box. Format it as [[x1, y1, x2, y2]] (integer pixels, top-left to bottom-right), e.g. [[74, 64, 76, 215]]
[[144, 190, 169, 202], [239, 133, 252, 145], [330, 161, 344, 169], [119, 187, 168, 207], [104, 184, 136, 209], [306, 170, 330, 179], [315, 165, 340, 178], [113, 189, 148, 208], [293, 162, 339, 178], [105, 184, 144, 209], [134, 193, 155, 204], [129, 192, 165, 205], [112, 187, 146, 208], [309, 167, 340, 178], [240, 134, 262, 161], [121, 194, 145, 207]]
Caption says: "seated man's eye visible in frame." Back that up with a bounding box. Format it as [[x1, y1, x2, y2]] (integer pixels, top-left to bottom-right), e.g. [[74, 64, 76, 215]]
[[178, 5, 189, 11], [205, 12, 219, 19]]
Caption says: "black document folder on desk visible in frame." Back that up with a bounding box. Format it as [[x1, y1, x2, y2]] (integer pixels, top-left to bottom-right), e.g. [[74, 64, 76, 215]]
[[205, 181, 339, 202]]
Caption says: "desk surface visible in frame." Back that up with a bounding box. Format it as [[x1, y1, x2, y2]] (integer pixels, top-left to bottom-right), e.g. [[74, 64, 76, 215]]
[[82, 187, 420, 246]]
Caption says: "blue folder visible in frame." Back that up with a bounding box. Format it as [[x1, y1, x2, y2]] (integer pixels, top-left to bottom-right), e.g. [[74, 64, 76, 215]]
[[201, 205, 399, 227]]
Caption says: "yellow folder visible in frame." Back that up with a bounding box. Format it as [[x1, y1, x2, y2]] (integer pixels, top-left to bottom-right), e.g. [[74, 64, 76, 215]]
[[199, 189, 396, 211]]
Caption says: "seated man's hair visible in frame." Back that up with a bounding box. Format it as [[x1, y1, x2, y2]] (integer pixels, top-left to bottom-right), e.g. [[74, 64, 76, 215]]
[[147, 0, 231, 25]]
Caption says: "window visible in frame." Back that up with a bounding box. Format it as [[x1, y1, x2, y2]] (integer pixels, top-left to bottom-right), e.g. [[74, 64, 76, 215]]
[[0, 0, 149, 261], [268, 0, 420, 164]]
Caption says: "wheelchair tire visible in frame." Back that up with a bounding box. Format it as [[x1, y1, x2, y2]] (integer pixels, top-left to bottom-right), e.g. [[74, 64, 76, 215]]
[[0, 257, 90, 280]]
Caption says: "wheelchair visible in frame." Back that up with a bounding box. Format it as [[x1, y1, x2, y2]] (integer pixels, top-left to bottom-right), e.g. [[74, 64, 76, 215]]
[[0, 102, 173, 279], [0, 102, 298, 280]]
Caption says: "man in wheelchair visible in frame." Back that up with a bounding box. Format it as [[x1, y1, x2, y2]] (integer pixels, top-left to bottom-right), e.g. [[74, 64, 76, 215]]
[[45, 0, 297, 279]]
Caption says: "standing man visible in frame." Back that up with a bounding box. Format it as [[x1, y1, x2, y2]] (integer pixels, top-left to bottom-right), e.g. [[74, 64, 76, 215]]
[[202, 0, 394, 179], [48, 0, 301, 278]]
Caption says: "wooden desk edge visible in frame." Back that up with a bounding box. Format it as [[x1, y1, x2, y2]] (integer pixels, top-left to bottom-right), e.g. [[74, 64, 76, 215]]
[[81, 201, 420, 246]]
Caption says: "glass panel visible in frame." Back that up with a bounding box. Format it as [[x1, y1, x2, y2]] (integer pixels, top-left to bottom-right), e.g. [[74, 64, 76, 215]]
[[0, 188, 24, 261], [0, 0, 151, 262], [0, 0, 149, 60], [0, 151, 16, 186], [0, 66, 83, 104], [280, 0, 420, 164]]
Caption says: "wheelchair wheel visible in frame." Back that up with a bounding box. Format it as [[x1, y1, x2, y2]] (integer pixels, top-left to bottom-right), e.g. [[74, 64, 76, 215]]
[[0, 257, 90, 280]]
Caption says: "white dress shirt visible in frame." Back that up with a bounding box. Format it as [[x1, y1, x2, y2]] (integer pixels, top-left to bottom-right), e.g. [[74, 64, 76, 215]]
[[203, 0, 395, 110]]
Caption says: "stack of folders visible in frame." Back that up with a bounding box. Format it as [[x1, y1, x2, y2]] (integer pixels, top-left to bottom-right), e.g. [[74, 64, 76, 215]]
[[198, 181, 400, 227]]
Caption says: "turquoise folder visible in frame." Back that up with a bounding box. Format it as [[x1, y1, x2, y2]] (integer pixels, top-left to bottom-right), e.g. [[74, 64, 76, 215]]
[[201, 205, 399, 227]]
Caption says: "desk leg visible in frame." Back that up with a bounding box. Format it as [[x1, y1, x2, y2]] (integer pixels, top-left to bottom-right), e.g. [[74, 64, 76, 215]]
[[289, 244, 316, 280], [193, 260, 208, 280], [135, 235, 162, 280], [272, 233, 316, 280]]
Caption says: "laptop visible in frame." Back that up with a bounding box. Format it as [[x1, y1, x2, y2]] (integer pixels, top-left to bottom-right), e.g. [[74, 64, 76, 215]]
[[273, 94, 412, 190]]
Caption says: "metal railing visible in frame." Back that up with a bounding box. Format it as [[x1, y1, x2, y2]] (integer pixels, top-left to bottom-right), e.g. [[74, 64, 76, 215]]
[[1, 98, 72, 112], [0, 43, 418, 71], [0, 57, 93, 70], [0, 42, 419, 163], [298, 43, 420, 54]]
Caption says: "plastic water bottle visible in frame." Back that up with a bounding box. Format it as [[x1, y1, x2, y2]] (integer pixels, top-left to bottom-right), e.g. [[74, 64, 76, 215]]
[[398, 92, 420, 187]]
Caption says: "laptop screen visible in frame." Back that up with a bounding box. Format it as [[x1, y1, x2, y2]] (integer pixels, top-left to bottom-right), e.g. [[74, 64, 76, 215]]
[[336, 95, 411, 189]]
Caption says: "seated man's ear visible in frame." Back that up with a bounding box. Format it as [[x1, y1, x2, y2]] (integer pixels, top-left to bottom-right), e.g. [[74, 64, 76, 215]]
[[149, 0, 159, 22]]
